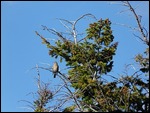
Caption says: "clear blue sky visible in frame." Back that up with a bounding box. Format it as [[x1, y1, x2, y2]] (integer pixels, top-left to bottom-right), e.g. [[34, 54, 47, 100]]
[[1, 1, 149, 112]]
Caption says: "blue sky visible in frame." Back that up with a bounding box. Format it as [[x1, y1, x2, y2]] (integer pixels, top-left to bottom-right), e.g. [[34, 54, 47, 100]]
[[1, 1, 149, 112]]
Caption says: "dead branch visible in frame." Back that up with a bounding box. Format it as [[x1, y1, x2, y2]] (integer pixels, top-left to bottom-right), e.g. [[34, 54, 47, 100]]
[[123, 1, 149, 46], [41, 25, 67, 42], [56, 13, 97, 45], [57, 72, 83, 111], [72, 13, 97, 44]]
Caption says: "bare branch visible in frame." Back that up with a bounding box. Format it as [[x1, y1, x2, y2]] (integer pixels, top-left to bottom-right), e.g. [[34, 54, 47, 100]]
[[133, 33, 145, 42], [49, 97, 70, 112], [73, 13, 97, 27], [41, 25, 67, 42], [30, 66, 52, 72], [36, 64, 41, 90], [52, 83, 66, 96], [143, 27, 149, 38], [56, 18, 73, 25], [124, 1, 149, 46], [59, 20, 72, 34], [113, 22, 139, 31], [57, 72, 83, 111], [72, 13, 97, 44]]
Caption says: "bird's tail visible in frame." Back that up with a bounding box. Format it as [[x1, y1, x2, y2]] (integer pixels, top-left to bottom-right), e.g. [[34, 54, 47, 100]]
[[54, 73, 57, 78]]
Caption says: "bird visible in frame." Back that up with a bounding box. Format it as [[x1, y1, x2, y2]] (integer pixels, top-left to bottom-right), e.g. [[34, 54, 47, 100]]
[[52, 61, 59, 78]]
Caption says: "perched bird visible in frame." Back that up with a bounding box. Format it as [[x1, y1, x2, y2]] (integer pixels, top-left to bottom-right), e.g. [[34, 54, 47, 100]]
[[52, 62, 59, 78]]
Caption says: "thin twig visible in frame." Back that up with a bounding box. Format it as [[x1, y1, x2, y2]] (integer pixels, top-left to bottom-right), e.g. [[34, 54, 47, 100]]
[[41, 25, 67, 42], [36, 64, 41, 90], [125, 1, 149, 45], [57, 72, 83, 111], [113, 23, 139, 31]]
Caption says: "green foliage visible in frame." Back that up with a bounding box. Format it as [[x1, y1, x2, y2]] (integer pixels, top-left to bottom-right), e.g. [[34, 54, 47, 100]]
[[47, 18, 118, 77], [135, 47, 149, 74], [37, 18, 119, 111], [35, 17, 149, 112], [63, 105, 76, 112]]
